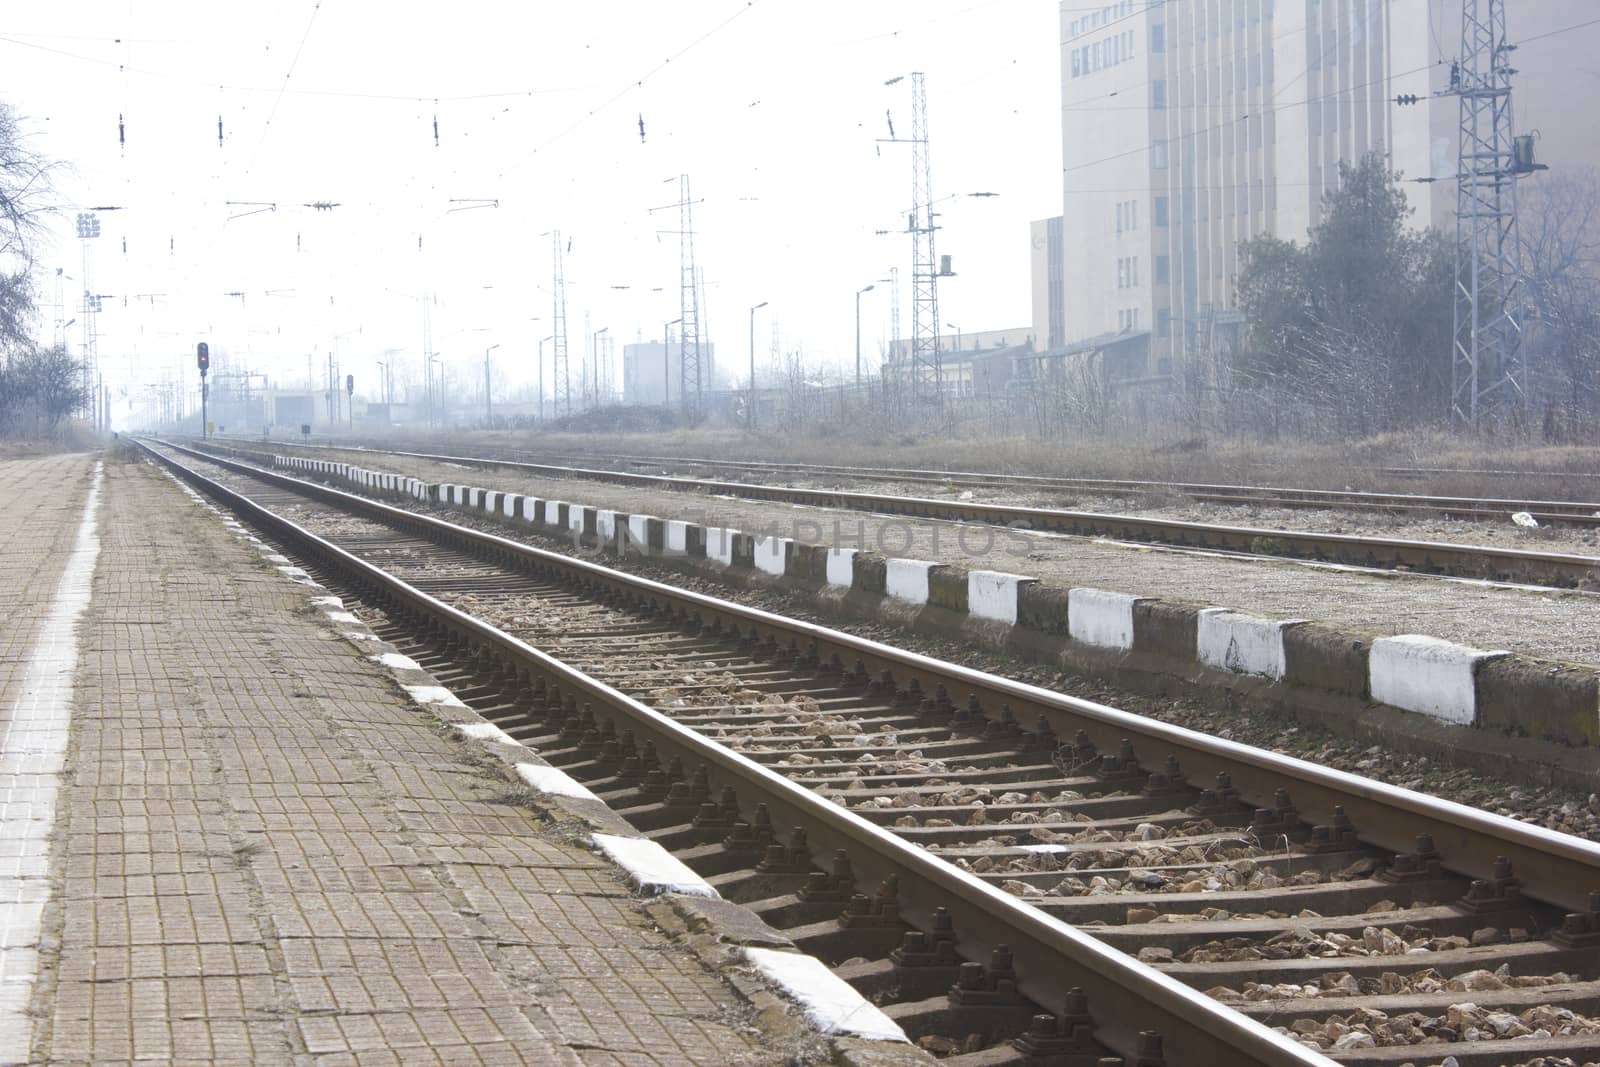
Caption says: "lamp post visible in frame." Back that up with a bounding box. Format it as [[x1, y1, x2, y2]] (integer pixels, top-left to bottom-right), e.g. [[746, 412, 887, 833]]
[[663, 318, 682, 407], [375, 360, 387, 411], [748, 301, 768, 429], [592, 327, 610, 409], [538, 335, 553, 422], [484, 343, 501, 425], [945, 322, 961, 353], [430, 356, 443, 428], [855, 285, 876, 390]]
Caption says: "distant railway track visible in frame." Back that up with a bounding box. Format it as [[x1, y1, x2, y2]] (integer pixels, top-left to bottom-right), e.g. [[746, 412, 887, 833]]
[[238, 439, 1600, 589], [145, 438, 1600, 1066], [464, 447, 1600, 528]]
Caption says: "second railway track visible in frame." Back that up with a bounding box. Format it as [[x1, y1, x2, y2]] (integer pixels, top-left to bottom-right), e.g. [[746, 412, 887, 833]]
[[144, 439, 1600, 1067], [232, 439, 1600, 589]]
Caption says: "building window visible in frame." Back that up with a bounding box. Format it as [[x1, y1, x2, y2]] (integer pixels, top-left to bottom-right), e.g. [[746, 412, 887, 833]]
[[1131, 200, 1138, 230], [1155, 255, 1170, 284], [1152, 22, 1165, 52], [1152, 139, 1168, 170], [1131, 257, 1139, 286], [1072, 50, 1081, 78], [1153, 79, 1167, 110], [1154, 196, 1169, 227], [1157, 308, 1172, 338]]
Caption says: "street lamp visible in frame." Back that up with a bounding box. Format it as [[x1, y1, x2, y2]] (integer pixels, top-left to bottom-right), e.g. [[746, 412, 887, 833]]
[[484, 343, 501, 425], [855, 285, 877, 390], [663, 318, 682, 407], [429, 355, 443, 428], [945, 322, 962, 353], [748, 301, 768, 429], [538, 335, 554, 421], [592, 327, 610, 409], [375, 360, 387, 408]]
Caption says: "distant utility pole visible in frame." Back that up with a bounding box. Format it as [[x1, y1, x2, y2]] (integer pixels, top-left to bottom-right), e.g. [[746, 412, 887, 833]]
[[1450, 0, 1544, 424], [880, 74, 947, 411], [550, 231, 572, 417], [677, 176, 704, 410]]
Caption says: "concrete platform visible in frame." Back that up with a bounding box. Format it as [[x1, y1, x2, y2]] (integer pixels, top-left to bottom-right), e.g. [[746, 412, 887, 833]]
[[294, 448, 1600, 669], [1, 454, 853, 1066]]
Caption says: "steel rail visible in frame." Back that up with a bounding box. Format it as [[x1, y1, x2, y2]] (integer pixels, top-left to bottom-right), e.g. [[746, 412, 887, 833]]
[[137, 439, 1333, 1066], [154, 438, 1600, 915], [250, 439, 1600, 587]]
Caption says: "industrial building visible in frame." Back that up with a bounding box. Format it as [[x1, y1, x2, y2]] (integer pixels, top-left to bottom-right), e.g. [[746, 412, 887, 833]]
[[1033, 0, 1594, 391]]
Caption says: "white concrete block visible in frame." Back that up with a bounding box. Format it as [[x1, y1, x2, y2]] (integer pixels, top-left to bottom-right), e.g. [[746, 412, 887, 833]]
[[1068, 587, 1140, 650], [484, 490, 500, 513], [568, 505, 590, 535], [1197, 608, 1296, 680], [596, 509, 618, 542], [1370, 634, 1506, 725], [521, 496, 541, 522], [541, 499, 563, 526], [503, 493, 519, 517], [664, 519, 689, 557], [885, 558, 937, 605], [967, 570, 1034, 625], [626, 514, 655, 553], [468, 487, 483, 508], [704, 527, 739, 566], [825, 548, 857, 589], [752, 536, 790, 577]]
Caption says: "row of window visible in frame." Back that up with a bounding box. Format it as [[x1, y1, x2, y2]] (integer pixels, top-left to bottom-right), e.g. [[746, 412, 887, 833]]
[[1118, 307, 1141, 332], [1069, 28, 1137, 79], [1116, 256, 1140, 289], [1114, 198, 1139, 234], [1182, 0, 1273, 45], [1067, 0, 1139, 41]]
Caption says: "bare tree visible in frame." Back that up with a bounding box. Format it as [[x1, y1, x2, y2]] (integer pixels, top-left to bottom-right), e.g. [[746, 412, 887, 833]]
[[0, 100, 60, 354], [1518, 169, 1600, 436]]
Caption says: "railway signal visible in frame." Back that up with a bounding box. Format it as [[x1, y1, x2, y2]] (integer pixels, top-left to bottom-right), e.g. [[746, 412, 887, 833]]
[[197, 342, 210, 438]]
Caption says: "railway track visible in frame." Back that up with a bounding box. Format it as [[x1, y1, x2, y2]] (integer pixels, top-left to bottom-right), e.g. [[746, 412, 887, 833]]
[[144, 439, 1600, 1066], [239, 439, 1600, 589], [255, 438, 1600, 528]]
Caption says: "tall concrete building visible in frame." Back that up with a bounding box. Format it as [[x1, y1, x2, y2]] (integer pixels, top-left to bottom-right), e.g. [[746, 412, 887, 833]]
[[1052, 0, 1467, 380]]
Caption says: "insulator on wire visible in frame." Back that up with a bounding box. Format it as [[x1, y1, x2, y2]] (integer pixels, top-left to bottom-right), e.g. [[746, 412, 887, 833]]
[[433, 113, 439, 147], [218, 115, 224, 147], [119, 114, 125, 148]]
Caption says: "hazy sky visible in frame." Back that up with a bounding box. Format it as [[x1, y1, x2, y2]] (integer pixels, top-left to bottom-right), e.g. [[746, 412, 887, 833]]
[[2, 0, 1063, 412]]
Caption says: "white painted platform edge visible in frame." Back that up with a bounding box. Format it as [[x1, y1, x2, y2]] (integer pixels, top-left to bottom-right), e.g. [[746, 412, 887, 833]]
[[752, 536, 790, 577], [664, 519, 690, 556], [516, 762, 601, 802], [1196, 608, 1296, 680], [590, 833, 719, 898], [1067, 588, 1141, 651], [825, 548, 857, 589], [371, 651, 423, 672], [967, 570, 1034, 625], [1369, 634, 1508, 726], [885, 558, 938, 606], [454, 721, 522, 747], [704, 527, 739, 566], [742, 946, 909, 1042], [402, 684, 468, 709]]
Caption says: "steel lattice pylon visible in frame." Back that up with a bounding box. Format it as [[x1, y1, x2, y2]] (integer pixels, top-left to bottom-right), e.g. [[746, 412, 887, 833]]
[[1451, 0, 1524, 423], [551, 231, 571, 417], [676, 175, 704, 410], [907, 73, 942, 408]]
